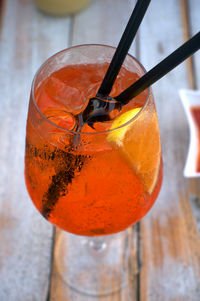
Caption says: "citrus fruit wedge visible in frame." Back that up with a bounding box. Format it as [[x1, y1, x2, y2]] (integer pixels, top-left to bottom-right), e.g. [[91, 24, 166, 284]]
[[107, 108, 161, 194], [107, 108, 141, 146]]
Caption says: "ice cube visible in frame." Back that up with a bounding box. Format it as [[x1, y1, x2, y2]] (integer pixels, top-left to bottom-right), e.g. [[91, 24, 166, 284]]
[[45, 76, 86, 114], [43, 108, 77, 131]]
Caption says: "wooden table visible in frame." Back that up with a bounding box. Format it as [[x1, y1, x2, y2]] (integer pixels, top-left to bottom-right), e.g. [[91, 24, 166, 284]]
[[0, 0, 200, 300]]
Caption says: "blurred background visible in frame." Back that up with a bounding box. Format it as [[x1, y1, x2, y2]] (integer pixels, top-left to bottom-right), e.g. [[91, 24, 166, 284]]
[[0, 0, 200, 300]]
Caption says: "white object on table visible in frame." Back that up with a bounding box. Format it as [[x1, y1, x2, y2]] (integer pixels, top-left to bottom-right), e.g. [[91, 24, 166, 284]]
[[179, 89, 200, 178]]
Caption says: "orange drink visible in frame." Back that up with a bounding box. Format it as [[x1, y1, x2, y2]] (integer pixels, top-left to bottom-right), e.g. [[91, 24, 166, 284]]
[[25, 45, 162, 236]]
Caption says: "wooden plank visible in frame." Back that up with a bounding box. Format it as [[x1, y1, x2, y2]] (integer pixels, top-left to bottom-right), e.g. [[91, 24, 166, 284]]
[[71, 0, 137, 57], [187, 0, 200, 211], [0, 0, 6, 38], [190, 194, 200, 234], [138, 0, 200, 300], [49, 0, 139, 300], [180, 0, 195, 89], [188, 0, 200, 89], [0, 0, 71, 300]]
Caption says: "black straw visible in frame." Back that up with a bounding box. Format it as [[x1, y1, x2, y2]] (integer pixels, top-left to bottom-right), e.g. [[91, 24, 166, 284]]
[[115, 32, 200, 104], [97, 0, 151, 96]]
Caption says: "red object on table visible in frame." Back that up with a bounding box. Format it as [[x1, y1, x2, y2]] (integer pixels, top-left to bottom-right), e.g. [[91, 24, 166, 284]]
[[190, 106, 200, 172]]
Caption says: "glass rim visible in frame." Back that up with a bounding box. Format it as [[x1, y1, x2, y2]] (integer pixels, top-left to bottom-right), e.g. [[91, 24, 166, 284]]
[[31, 43, 150, 136]]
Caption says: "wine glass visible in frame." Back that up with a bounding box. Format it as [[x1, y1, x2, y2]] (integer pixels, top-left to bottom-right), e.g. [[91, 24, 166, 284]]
[[25, 44, 162, 296]]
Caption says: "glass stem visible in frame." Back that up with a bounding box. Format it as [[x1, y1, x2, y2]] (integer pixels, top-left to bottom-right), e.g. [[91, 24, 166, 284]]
[[88, 236, 107, 253]]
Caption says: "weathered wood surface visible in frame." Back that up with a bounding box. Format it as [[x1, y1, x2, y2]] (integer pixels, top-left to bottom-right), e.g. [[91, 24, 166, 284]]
[[188, 0, 200, 222], [189, 0, 200, 89], [139, 0, 200, 300], [0, 0, 200, 300], [0, 0, 69, 300], [180, 0, 195, 89]]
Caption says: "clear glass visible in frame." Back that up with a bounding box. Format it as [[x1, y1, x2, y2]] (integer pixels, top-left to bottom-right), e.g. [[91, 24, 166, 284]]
[[25, 44, 162, 295]]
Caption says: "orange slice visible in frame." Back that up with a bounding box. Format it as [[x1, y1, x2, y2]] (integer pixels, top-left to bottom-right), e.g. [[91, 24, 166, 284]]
[[107, 108, 141, 146], [107, 108, 161, 194]]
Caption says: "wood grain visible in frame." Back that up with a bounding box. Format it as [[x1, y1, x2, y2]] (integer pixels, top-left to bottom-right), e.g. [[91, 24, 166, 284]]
[[187, 0, 200, 217], [0, 0, 70, 300], [0, 0, 6, 39], [180, 0, 195, 89], [138, 0, 200, 300], [188, 0, 200, 90]]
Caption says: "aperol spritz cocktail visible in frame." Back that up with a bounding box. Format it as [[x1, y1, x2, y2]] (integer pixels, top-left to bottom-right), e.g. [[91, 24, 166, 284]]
[[25, 45, 162, 237]]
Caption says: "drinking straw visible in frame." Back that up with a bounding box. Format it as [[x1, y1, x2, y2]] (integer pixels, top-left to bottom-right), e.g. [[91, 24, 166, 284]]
[[97, 0, 151, 97], [115, 31, 200, 104]]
